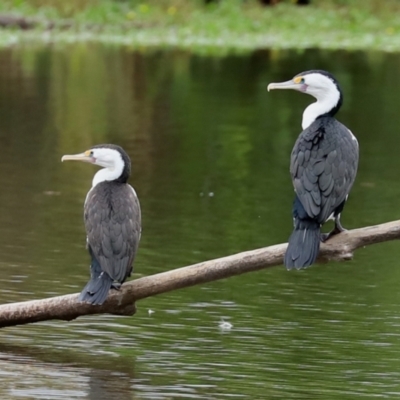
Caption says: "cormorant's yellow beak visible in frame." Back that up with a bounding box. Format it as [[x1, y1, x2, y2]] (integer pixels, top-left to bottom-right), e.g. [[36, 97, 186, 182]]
[[267, 80, 302, 92], [61, 151, 94, 163]]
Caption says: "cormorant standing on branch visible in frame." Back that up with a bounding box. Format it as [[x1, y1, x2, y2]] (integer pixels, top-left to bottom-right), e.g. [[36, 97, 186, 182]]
[[268, 70, 359, 269], [62, 144, 141, 304]]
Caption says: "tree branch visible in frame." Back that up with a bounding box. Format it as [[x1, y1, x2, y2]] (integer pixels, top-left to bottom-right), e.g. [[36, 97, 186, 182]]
[[0, 220, 399, 329]]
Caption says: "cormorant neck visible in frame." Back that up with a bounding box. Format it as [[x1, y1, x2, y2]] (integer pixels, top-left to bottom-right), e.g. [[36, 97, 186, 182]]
[[92, 159, 126, 187], [302, 95, 341, 130]]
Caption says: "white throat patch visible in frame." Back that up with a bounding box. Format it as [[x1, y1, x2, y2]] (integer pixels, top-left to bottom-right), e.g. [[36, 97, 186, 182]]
[[301, 73, 341, 129], [92, 148, 125, 187]]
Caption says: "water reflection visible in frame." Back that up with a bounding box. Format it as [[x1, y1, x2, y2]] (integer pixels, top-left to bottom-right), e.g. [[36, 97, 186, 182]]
[[0, 344, 134, 399], [0, 46, 400, 398]]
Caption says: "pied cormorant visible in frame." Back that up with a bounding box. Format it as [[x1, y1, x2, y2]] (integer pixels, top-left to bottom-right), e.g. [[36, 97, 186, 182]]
[[62, 144, 141, 304], [268, 70, 359, 269]]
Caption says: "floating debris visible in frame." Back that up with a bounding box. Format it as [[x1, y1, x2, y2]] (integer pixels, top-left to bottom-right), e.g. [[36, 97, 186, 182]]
[[43, 191, 61, 196], [148, 309, 155, 316], [219, 318, 233, 331]]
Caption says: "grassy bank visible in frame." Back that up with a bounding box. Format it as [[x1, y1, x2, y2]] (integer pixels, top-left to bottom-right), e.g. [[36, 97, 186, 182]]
[[1, 0, 400, 53]]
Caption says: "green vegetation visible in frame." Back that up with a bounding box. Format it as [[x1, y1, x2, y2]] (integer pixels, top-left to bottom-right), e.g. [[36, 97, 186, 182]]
[[1, 0, 400, 54]]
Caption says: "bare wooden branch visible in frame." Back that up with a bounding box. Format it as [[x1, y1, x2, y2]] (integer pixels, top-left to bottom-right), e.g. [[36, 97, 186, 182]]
[[0, 220, 399, 329]]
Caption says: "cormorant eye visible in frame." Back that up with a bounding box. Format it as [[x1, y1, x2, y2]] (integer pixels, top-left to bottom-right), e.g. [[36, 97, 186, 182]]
[[90, 151, 94, 156], [293, 76, 305, 85]]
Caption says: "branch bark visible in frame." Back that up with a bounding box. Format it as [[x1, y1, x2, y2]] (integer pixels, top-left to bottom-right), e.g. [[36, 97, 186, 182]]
[[0, 220, 399, 329]]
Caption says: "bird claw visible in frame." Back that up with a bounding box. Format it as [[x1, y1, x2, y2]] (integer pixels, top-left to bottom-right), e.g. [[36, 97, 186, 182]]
[[321, 226, 347, 242], [111, 282, 121, 290]]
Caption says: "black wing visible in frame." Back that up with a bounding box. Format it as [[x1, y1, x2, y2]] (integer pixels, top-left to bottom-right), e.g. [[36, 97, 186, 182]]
[[290, 117, 359, 224], [84, 183, 141, 283]]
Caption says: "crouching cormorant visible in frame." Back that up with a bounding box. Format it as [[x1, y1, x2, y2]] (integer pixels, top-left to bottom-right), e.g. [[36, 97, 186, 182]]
[[62, 144, 141, 304], [268, 70, 359, 269]]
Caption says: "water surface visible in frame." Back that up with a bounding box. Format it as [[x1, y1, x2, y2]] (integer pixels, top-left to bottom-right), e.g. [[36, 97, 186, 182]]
[[0, 47, 400, 399]]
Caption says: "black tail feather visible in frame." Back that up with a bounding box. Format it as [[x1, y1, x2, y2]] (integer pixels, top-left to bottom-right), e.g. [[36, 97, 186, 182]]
[[284, 219, 321, 270], [78, 257, 113, 305]]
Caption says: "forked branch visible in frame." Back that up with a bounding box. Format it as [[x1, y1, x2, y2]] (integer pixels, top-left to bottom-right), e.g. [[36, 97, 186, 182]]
[[0, 220, 399, 328]]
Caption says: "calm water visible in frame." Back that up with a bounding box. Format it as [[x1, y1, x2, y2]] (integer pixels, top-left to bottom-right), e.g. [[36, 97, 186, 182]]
[[0, 46, 400, 399]]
